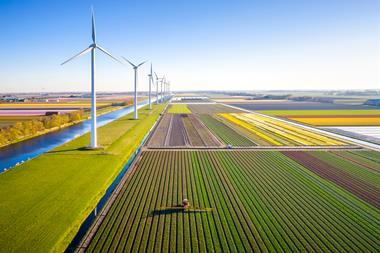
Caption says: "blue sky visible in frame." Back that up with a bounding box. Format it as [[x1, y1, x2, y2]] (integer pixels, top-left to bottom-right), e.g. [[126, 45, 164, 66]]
[[0, 0, 379, 92]]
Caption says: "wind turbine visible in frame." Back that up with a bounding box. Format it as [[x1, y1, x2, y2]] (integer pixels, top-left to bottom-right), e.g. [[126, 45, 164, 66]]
[[154, 72, 162, 104], [147, 63, 154, 109], [161, 76, 165, 103], [61, 8, 120, 149], [122, 58, 146, 119]]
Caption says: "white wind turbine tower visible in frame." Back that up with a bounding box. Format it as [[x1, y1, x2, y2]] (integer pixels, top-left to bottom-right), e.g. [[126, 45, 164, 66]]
[[154, 72, 162, 104], [61, 8, 120, 149], [164, 79, 167, 100], [161, 76, 165, 103], [147, 63, 154, 109], [122, 57, 146, 119]]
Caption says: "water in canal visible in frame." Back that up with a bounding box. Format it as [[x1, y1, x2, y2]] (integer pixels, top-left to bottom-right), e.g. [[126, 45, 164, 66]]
[[0, 99, 156, 172]]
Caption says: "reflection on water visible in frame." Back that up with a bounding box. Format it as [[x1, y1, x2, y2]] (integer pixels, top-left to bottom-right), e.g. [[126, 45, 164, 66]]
[[0, 100, 152, 172]]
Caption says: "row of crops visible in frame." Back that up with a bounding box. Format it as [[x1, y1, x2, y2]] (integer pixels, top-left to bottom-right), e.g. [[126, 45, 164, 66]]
[[257, 109, 380, 126], [148, 113, 222, 147], [283, 150, 380, 208], [148, 103, 353, 147], [86, 150, 380, 252], [218, 113, 347, 146]]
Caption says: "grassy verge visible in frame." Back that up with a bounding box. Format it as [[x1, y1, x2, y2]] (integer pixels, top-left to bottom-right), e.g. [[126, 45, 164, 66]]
[[168, 104, 191, 114], [0, 103, 166, 253]]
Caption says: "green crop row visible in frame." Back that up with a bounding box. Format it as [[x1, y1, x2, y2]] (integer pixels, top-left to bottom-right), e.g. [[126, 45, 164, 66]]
[[199, 114, 255, 146], [87, 150, 380, 252]]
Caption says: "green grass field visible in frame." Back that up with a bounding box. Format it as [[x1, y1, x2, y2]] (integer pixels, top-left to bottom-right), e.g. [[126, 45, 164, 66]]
[[167, 104, 192, 114], [87, 150, 380, 252], [258, 109, 380, 116], [0, 104, 166, 253]]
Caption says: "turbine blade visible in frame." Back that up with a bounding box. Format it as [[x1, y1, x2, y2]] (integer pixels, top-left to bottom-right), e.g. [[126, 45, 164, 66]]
[[150, 63, 153, 75], [97, 46, 122, 63], [121, 56, 136, 67], [154, 72, 158, 79], [61, 46, 92, 65], [91, 7, 96, 43], [137, 60, 147, 67]]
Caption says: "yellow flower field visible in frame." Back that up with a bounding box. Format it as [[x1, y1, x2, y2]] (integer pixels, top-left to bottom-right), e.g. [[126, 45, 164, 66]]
[[219, 113, 347, 146], [290, 117, 380, 126]]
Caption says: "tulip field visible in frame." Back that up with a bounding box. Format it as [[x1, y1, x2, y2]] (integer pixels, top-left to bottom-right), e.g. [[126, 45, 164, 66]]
[[257, 109, 380, 126], [78, 102, 380, 253], [86, 150, 380, 252], [218, 113, 347, 146]]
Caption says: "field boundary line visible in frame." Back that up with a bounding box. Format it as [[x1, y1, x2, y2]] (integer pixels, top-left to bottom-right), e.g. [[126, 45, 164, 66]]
[[221, 103, 380, 151]]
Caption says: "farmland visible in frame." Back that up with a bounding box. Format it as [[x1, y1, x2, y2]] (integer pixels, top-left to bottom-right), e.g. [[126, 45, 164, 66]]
[[219, 113, 346, 146], [198, 114, 255, 146], [148, 113, 222, 147], [257, 109, 380, 126], [226, 100, 379, 111], [86, 150, 380, 252], [283, 151, 380, 208], [0, 104, 166, 252], [167, 104, 192, 114]]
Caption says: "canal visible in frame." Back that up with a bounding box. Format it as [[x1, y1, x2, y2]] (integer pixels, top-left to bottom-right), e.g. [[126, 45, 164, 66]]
[[0, 99, 156, 171]]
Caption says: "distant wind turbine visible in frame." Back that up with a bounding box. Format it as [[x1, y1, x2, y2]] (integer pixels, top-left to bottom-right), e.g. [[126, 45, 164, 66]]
[[161, 76, 165, 103], [61, 8, 121, 149], [122, 57, 146, 119], [147, 63, 154, 109], [154, 72, 162, 104]]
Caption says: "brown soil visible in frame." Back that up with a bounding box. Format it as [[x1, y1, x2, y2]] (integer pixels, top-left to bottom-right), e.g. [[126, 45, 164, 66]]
[[282, 151, 380, 209]]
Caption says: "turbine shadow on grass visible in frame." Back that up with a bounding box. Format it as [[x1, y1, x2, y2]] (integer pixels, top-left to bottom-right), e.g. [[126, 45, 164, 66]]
[[46, 146, 108, 155]]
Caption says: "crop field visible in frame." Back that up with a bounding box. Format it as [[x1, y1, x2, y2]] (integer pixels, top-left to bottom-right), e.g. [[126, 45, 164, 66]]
[[257, 110, 380, 126], [0, 102, 112, 109], [167, 104, 192, 114], [199, 114, 255, 146], [258, 109, 380, 116], [227, 101, 376, 110], [288, 117, 380, 126], [188, 104, 241, 114], [148, 113, 222, 147], [283, 151, 380, 208], [219, 113, 346, 146], [86, 150, 380, 252]]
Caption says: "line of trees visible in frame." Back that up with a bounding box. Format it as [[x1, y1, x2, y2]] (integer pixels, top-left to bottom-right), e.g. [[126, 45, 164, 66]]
[[0, 110, 84, 146]]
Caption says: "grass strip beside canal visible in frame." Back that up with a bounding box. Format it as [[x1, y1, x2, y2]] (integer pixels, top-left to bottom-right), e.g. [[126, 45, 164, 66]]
[[0, 103, 166, 253]]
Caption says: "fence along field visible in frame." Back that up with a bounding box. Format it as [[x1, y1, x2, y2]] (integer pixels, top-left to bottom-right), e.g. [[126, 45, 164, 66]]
[[86, 150, 380, 253]]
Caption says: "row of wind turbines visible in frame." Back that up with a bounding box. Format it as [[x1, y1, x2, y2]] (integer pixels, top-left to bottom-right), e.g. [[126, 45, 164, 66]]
[[61, 9, 171, 149]]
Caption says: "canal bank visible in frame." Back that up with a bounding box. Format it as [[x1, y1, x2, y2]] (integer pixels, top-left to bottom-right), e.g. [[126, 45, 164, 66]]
[[0, 103, 166, 253], [0, 99, 155, 172]]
